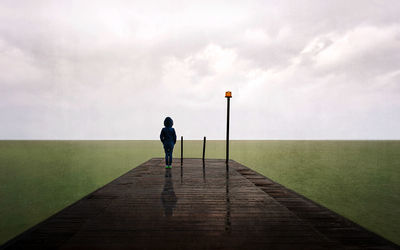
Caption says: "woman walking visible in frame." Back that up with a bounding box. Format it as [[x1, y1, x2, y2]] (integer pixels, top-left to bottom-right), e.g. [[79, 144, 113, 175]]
[[160, 117, 177, 169]]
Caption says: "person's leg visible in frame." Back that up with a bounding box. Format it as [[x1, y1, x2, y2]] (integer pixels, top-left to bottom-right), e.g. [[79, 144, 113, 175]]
[[164, 148, 169, 167], [169, 148, 174, 166], [166, 150, 171, 166], [165, 148, 172, 167]]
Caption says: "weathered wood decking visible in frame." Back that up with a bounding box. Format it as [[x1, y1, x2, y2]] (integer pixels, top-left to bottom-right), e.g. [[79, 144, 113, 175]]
[[1, 158, 398, 249]]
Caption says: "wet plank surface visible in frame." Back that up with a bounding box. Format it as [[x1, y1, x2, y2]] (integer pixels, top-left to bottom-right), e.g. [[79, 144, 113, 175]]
[[1, 158, 398, 249]]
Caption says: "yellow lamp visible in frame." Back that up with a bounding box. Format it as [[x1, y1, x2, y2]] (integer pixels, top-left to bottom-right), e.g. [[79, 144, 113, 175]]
[[225, 91, 232, 98]]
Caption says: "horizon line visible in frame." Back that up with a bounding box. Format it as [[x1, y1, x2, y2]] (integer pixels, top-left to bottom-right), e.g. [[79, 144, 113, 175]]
[[1, 139, 400, 141]]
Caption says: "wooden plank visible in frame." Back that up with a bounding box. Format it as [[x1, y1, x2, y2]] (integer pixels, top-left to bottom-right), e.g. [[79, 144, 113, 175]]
[[232, 161, 398, 249], [1, 158, 398, 249]]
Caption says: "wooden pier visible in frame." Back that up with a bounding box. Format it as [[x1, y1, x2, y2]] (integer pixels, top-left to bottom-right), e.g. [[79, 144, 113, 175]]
[[1, 158, 398, 249]]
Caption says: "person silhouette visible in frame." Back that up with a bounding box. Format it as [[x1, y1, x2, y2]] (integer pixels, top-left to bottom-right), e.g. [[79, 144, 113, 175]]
[[160, 117, 177, 169]]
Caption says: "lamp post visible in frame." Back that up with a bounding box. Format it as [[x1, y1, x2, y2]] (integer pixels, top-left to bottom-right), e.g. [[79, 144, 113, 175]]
[[225, 91, 232, 164]]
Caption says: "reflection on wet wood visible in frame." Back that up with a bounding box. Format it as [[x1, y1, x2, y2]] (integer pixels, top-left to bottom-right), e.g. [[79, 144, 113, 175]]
[[1, 158, 397, 249]]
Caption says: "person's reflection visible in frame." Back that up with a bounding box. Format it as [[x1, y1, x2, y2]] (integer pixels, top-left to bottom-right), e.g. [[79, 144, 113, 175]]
[[161, 168, 177, 217]]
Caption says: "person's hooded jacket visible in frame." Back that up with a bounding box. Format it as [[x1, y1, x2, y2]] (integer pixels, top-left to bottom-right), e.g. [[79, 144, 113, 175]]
[[160, 117, 177, 149]]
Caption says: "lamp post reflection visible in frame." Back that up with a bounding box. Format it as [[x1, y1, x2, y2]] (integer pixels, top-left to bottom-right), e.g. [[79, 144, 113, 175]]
[[225, 164, 231, 232], [161, 168, 177, 217], [202, 161, 206, 183], [180, 165, 183, 184]]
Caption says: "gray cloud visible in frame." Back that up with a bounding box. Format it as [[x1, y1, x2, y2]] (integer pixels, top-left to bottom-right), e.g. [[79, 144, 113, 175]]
[[1, 0, 400, 139]]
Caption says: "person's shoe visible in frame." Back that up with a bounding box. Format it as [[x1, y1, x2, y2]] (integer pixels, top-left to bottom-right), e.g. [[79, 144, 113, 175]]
[[165, 165, 169, 169], [168, 165, 172, 169]]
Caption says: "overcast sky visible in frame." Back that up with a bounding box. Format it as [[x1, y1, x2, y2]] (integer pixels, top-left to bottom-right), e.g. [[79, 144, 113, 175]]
[[1, 0, 400, 139]]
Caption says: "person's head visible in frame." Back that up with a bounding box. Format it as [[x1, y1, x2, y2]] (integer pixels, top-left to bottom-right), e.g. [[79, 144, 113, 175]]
[[164, 117, 173, 128]]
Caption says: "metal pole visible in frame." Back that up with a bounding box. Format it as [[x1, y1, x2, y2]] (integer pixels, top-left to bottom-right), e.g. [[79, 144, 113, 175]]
[[226, 97, 230, 164], [181, 136, 183, 166], [202, 136, 206, 162]]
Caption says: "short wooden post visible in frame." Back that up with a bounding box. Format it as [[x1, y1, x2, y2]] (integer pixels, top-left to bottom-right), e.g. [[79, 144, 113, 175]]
[[202, 136, 206, 162]]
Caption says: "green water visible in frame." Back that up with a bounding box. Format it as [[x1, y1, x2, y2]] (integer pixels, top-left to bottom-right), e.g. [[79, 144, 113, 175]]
[[0, 140, 399, 245]]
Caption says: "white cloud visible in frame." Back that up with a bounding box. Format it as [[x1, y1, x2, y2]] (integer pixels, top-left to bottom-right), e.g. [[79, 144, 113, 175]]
[[313, 26, 400, 72], [244, 29, 271, 46], [1, 0, 400, 139], [0, 39, 44, 88]]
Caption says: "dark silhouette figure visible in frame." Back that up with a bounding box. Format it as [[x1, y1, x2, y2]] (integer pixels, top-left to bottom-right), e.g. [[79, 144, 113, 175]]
[[161, 168, 177, 217], [160, 117, 177, 168]]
